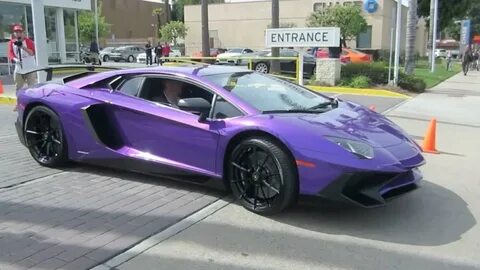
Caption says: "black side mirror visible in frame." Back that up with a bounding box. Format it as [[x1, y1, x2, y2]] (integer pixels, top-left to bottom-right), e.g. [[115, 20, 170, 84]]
[[178, 97, 211, 122]]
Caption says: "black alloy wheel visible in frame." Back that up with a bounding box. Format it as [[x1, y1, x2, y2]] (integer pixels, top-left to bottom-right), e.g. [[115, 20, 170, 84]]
[[24, 106, 68, 167], [229, 138, 298, 215]]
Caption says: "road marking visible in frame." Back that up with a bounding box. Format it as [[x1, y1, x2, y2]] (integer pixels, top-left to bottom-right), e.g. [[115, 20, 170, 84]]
[[308, 86, 411, 99], [89, 197, 231, 270]]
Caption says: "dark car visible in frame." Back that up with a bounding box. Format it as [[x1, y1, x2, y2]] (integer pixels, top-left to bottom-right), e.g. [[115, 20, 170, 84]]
[[250, 49, 316, 77]]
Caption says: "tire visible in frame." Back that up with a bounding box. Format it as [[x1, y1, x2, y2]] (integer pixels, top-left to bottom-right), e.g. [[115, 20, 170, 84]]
[[127, 55, 135, 63], [228, 138, 298, 215], [24, 106, 69, 168], [254, 62, 269, 74], [103, 55, 109, 62]]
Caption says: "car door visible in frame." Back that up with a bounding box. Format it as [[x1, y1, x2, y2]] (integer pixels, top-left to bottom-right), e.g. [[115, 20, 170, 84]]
[[92, 74, 222, 179]]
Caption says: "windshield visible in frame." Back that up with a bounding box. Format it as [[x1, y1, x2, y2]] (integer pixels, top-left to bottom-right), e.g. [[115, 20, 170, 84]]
[[228, 48, 243, 53], [204, 72, 330, 112]]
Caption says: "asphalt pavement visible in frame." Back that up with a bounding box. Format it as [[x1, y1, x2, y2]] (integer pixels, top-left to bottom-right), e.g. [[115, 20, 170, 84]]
[[111, 71, 480, 270], [0, 63, 437, 270]]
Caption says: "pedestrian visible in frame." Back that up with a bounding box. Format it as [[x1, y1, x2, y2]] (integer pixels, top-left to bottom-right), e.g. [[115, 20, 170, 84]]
[[145, 40, 153, 66], [446, 50, 452, 71], [154, 42, 163, 65], [162, 42, 171, 62], [474, 49, 480, 71], [89, 38, 100, 64], [462, 46, 473, 76], [7, 24, 37, 91]]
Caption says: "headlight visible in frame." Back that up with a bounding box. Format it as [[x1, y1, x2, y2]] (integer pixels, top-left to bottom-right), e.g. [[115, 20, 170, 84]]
[[325, 136, 374, 159]]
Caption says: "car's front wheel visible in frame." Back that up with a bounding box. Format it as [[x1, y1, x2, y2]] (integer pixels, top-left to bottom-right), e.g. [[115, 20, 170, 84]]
[[24, 106, 68, 168], [228, 138, 298, 215], [254, 62, 269, 73], [127, 55, 135, 62]]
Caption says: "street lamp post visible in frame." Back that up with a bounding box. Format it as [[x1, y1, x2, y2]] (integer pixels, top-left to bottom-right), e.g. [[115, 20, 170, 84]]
[[430, 0, 438, 73], [393, 0, 402, 86], [94, 0, 99, 46]]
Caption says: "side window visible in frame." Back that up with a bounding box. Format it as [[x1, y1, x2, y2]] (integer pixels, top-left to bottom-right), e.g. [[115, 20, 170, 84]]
[[138, 78, 214, 113], [212, 96, 243, 119], [117, 77, 145, 96]]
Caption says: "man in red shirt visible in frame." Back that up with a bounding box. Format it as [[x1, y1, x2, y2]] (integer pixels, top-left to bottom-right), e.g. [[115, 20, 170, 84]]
[[7, 24, 37, 91]]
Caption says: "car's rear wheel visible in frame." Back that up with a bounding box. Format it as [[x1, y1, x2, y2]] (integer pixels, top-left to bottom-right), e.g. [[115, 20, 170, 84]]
[[228, 138, 298, 215], [24, 106, 68, 168], [128, 55, 135, 62], [103, 55, 109, 62], [254, 62, 269, 74]]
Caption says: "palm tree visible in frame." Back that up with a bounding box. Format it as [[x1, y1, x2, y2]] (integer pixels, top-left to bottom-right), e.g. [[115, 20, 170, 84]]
[[270, 0, 280, 73], [201, 0, 210, 60], [153, 8, 163, 39], [405, 0, 418, 75]]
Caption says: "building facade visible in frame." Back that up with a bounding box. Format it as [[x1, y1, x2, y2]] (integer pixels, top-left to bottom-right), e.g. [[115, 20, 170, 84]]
[[0, 0, 91, 71], [184, 0, 427, 56], [101, 0, 167, 46]]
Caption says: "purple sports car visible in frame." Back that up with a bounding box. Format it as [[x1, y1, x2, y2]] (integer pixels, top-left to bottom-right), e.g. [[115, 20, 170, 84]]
[[14, 65, 425, 215]]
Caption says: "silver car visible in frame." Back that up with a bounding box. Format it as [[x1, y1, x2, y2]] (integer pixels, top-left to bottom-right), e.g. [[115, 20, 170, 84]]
[[109, 46, 144, 62]]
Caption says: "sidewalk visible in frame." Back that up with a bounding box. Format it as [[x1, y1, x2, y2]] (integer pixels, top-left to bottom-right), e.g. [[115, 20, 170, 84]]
[[103, 71, 480, 270]]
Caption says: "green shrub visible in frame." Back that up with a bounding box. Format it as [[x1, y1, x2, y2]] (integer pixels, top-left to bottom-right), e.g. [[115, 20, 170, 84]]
[[398, 74, 427, 93], [349, 76, 370, 88], [341, 63, 389, 85]]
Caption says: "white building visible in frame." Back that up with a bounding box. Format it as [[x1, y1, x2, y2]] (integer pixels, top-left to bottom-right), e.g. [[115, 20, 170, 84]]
[[0, 0, 91, 74]]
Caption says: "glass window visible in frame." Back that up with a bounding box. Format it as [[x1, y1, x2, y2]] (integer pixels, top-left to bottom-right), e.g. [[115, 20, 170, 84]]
[[118, 77, 145, 96], [228, 48, 243, 53], [357, 25, 372, 49], [212, 96, 243, 119], [204, 72, 329, 112]]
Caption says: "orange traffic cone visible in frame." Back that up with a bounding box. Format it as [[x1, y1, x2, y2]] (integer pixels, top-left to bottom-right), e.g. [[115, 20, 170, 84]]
[[422, 118, 439, 154], [0, 80, 4, 95], [369, 105, 376, 111]]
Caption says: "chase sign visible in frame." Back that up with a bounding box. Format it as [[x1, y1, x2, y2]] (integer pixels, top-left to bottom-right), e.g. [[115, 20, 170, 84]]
[[363, 0, 378, 14]]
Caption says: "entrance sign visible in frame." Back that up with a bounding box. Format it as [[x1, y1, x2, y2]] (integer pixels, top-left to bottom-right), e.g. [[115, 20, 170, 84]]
[[265, 27, 340, 48]]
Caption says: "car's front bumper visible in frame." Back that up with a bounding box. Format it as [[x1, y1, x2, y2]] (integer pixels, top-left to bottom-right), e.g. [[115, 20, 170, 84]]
[[316, 168, 422, 208]]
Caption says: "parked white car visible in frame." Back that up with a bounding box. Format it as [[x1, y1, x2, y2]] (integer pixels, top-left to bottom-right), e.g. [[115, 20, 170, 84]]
[[216, 48, 254, 65], [137, 49, 182, 63]]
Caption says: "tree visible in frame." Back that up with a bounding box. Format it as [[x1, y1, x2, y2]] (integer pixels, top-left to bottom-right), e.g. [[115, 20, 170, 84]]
[[405, 0, 418, 75], [271, 0, 280, 73], [153, 8, 163, 38], [77, 5, 110, 43], [201, 0, 209, 59], [267, 22, 297, 28], [159, 21, 188, 45], [173, 0, 224, 22], [307, 5, 367, 48], [418, 0, 472, 30]]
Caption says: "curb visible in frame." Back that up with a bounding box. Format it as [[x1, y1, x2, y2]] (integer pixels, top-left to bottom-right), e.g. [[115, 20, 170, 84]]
[[0, 96, 16, 105], [307, 85, 410, 99]]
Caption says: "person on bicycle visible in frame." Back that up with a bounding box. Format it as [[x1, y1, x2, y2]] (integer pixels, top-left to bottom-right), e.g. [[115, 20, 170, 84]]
[[462, 46, 472, 76]]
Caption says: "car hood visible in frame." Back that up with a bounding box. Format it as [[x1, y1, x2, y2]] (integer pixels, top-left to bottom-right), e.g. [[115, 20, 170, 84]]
[[242, 102, 416, 150]]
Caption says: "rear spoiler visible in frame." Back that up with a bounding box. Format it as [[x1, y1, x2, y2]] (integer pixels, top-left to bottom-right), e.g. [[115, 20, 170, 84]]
[[15, 65, 123, 83]]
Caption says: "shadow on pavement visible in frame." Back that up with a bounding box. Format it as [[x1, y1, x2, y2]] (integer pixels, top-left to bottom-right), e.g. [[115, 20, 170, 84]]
[[270, 180, 476, 246]]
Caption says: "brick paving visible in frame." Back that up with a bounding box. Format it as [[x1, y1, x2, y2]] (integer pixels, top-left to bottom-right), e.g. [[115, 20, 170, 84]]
[[0, 105, 223, 269]]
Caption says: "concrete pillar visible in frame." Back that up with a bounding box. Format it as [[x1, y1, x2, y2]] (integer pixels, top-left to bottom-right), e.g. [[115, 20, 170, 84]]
[[31, 0, 48, 82], [56, 8, 67, 63], [315, 58, 341, 86]]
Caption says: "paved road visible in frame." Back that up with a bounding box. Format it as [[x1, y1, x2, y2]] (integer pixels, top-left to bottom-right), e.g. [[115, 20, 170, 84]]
[[0, 105, 222, 270], [116, 71, 480, 270]]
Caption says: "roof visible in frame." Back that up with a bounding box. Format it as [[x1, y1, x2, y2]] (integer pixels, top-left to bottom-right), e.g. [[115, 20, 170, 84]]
[[66, 65, 250, 88]]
